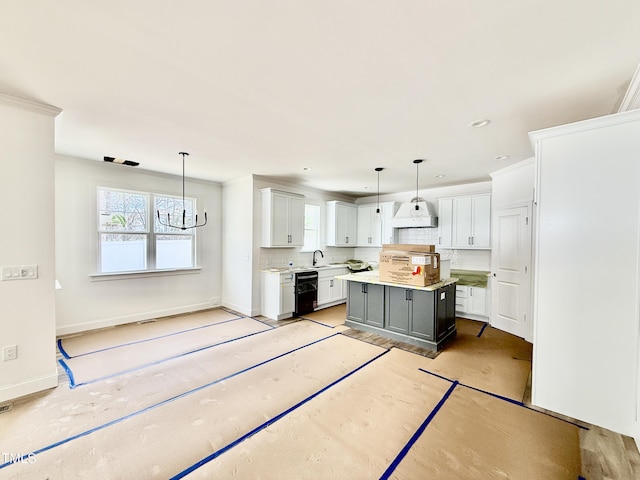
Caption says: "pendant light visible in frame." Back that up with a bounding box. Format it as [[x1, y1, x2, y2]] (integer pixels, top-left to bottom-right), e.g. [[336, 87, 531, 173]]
[[156, 152, 208, 230], [374, 167, 384, 222], [410, 159, 424, 219]]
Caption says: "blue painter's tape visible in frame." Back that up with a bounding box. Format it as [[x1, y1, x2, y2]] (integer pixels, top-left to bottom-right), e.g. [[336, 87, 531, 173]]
[[379, 381, 459, 480], [56, 338, 71, 359], [60, 316, 250, 359], [247, 316, 276, 329], [477, 322, 489, 337], [418, 367, 455, 384], [303, 318, 337, 329], [57, 359, 76, 388], [416, 367, 589, 431], [460, 383, 589, 430], [0, 332, 345, 471], [169, 348, 390, 480], [64, 323, 275, 389]]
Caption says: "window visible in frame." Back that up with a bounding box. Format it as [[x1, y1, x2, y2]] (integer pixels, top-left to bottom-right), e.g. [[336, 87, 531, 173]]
[[302, 204, 320, 252], [97, 187, 197, 274]]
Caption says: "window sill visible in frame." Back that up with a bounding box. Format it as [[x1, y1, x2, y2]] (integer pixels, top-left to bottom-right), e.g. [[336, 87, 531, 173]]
[[90, 267, 202, 282]]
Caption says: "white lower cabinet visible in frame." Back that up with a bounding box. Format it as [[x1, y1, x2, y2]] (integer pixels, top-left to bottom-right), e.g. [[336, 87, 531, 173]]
[[316, 267, 348, 309], [262, 271, 295, 320], [455, 285, 488, 320]]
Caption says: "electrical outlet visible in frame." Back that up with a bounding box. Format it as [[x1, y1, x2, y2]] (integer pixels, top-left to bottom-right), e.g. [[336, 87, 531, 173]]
[[2, 345, 17, 361]]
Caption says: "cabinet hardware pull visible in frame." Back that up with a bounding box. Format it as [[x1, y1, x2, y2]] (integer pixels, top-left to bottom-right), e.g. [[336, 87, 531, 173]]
[[330, 279, 334, 287]]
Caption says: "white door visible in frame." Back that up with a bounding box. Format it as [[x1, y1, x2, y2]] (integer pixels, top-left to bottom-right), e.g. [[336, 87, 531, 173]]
[[491, 204, 531, 340]]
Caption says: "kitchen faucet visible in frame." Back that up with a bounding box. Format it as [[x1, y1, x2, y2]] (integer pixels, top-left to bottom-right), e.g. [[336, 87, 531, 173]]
[[312, 249, 324, 266]]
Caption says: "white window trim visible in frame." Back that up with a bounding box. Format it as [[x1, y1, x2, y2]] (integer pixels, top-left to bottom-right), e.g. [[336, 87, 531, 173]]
[[95, 186, 200, 276], [89, 267, 202, 281], [301, 203, 322, 252]]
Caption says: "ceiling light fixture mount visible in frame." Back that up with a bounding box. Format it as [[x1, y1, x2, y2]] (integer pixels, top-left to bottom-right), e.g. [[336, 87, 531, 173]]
[[156, 152, 207, 230], [468, 119, 491, 128]]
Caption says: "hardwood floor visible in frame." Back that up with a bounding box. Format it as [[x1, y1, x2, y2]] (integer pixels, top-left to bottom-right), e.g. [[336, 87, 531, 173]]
[[259, 309, 640, 480]]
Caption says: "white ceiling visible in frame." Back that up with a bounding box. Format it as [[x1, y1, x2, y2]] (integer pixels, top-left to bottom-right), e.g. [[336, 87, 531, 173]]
[[1, 1, 639, 197]]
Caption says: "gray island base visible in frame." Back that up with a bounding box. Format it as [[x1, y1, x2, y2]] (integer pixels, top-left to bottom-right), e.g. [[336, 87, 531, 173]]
[[337, 272, 458, 352]]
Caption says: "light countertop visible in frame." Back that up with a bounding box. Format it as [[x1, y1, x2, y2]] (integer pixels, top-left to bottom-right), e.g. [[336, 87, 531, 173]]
[[450, 269, 490, 288], [336, 271, 458, 292], [261, 264, 349, 275]]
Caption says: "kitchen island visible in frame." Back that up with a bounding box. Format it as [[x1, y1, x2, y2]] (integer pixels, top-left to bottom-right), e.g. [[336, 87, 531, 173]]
[[336, 271, 458, 351]]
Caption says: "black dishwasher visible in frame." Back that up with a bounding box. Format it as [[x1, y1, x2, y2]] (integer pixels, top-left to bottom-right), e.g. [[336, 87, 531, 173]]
[[294, 270, 318, 316]]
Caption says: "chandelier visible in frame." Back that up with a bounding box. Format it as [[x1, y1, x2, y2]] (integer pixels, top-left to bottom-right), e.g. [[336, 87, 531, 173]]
[[156, 152, 207, 230]]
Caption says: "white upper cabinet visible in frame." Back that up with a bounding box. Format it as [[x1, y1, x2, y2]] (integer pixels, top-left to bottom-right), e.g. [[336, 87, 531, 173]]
[[261, 188, 305, 247], [326, 201, 357, 246], [357, 204, 379, 246], [357, 202, 398, 247], [380, 202, 399, 245], [437, 198, 453, 248], [438, 194, 491, 249]]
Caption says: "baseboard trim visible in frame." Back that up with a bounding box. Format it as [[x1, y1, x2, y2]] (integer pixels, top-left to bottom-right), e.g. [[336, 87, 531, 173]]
[[56, 301, 221, 336], [0, 372, 58, 404], [221, 301, 253, 317]]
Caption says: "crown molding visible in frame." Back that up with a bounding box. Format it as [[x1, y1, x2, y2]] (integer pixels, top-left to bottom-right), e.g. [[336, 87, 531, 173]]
[[489, 157, 535, 178], [0, 93, 61, 117], [619, 63, 640, 112], [529, 108, 640, 147]]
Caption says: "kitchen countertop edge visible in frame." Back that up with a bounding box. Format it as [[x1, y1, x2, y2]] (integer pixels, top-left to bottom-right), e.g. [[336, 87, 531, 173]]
[[336, 271, 458, 292], [261, 264, 349, 274]]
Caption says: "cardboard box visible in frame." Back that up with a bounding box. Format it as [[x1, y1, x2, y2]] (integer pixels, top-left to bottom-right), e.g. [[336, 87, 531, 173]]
[[382, 244, 436, 253], [379, 249, 440, 287]]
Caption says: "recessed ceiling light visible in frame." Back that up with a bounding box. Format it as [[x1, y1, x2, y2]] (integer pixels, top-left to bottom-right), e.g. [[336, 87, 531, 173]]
[[494, 155, 510, 161], [302, 167, 312, 171], [468, 119, 490, 128], [364, 186, 372, 189], [435, 174, 445, 178]]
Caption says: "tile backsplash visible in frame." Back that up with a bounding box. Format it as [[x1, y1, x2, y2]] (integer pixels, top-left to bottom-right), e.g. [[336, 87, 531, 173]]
[[260, 227, 491, 272], [260, 247, 356, 269], [353, 227, 491, 271], [397, 227, 439, 245]]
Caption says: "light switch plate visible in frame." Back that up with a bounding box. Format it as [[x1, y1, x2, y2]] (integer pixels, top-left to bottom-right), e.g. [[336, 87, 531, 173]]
[[1, 265, 38, 281]]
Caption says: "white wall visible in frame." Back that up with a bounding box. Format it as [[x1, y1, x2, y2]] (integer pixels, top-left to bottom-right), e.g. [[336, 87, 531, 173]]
[[531, 110, 640, 438], [221, 175, 254, 315], [0, 95, 60, 402], [490, 158, 535, 207], [55, 156, 223, 335]]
